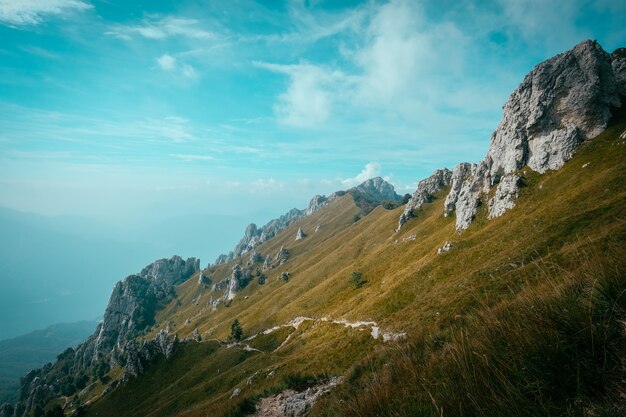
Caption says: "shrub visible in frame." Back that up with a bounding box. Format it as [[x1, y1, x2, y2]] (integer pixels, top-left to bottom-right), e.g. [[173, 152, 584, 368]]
[[230, 319, 243, 341], [350, 271, 364, 289]]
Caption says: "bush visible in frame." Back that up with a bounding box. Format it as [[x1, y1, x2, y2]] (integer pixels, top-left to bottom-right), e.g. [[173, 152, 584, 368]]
[[381, 200, 401, 210], [350, 271, 364, 289], [230, 319, 243, 341], [401, 193, 411, 204]]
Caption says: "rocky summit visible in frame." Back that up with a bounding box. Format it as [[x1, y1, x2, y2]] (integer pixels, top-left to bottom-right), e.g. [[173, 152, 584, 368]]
[[398, 40, 626, 232]]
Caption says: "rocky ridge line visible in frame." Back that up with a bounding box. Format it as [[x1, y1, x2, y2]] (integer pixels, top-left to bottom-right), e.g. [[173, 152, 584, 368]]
[[216, 177, 400, 264], [399, 40, 626, 232]]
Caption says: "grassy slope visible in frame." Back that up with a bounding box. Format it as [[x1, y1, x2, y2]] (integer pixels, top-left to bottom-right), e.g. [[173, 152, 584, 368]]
[[85, 113, 626, 417]]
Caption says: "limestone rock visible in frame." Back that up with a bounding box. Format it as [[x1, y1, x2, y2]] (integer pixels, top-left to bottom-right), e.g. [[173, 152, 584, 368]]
[[398, 169, 452, 230], [295, 227, 306, 241], [437, 242, 453, 254], [275, 246, 289, 266], [122, 329, 179, 380], [353, 177, 401, 203], [198, 271, 211, 285], [436, 40, 626, 231], [488, 174, 522, 219], [305, 195, 329, 215], [443, 163, 475, 217], [262, 255, 273, 271], [224, 265, 242, 302]]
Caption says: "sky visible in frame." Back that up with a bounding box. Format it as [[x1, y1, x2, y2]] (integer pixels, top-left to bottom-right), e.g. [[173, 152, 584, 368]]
[[1, 0, 625, 244]]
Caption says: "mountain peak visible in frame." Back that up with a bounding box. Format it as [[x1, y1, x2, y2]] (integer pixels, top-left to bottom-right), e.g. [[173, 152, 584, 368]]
[[399, 39, 626, 232], [353, 176, 400, 202]]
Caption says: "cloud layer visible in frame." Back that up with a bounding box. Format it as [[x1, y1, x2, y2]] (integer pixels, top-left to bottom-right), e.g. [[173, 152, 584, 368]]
[[0, 0, 91, 25]]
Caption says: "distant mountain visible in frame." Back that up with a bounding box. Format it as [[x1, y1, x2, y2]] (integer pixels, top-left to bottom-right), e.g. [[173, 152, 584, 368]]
[[0, 320, 98, 404]]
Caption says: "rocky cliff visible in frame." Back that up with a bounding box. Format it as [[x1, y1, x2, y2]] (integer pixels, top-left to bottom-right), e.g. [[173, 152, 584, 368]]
[[6, 256, 199, 417], [399, 40, 626, 232]]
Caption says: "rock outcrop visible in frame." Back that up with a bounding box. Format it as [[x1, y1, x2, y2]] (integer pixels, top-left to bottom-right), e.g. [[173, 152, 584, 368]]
[[215, 177, 399, 263], [398, 169, 452, 230], [10, 255, 199, 417], [295, 227, 306, 241], [399, 40, 626, 232], [122, 329, 179, 380], [91, 256, 199, 360], [352, 177, 400, 203]]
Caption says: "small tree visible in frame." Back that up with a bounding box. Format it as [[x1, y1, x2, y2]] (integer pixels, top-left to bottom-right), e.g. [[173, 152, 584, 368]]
[[231, 319, 243, 341], [350, 271, 364, 289]]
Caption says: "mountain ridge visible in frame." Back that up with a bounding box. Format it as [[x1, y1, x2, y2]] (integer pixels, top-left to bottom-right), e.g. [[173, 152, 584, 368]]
[[2, 39, 626, 417]]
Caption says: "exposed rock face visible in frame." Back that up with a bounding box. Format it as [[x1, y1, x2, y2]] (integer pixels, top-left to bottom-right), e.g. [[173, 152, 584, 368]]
[[11, 255, 199, 417], [224, 265, 242, 302], [262, 255, 273, 271], [400, 40, 625, 232], [305, 195, 330, 215], [488, 174, 522, 219], [275, 246, 289, 266], [398, 169, 452, 230], [122, 329, 179, 380], [198, 271, 211, 285], [353, 177, 400, 203], [443, 163, 475, 217], [295, 227, 306, 241], [92, 256, 200, 359]]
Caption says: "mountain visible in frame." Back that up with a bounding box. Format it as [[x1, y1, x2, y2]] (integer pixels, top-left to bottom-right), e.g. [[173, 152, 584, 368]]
[[2, 39, 626, 417], [0, 320, 98, 405]]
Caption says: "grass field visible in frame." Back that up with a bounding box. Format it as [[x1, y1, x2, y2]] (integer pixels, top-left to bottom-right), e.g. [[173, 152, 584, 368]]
[[82, 110, 626, 417]]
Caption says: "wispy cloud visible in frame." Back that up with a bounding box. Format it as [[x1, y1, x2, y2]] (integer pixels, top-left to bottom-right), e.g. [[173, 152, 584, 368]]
[[156, 54, 199, 79], [106, 16, 215, 41], [254, 61, 345, 127], [341, 162, 386, 187], [0, 0, 91, 26]]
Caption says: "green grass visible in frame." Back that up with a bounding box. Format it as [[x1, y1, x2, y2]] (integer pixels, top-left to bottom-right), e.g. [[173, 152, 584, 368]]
[[81, 111, 626, 417]]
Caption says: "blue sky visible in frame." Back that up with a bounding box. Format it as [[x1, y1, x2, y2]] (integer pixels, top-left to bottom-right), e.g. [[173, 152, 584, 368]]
[[1, 0, 625, 230]]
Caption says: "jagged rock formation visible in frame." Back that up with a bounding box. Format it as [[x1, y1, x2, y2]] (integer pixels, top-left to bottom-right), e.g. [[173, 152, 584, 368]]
[[225, 265, 242, 302], [398, 169, 452, 230], [352, 177, 400, 203], [399, 40, 626, 232], [443, 163, 475, 217], [295, 227, 306, 241], [9, 256, 199, 417], [216, 177, 400, 263], [91, 256, 199, 360], [122, 329, 179, 380]]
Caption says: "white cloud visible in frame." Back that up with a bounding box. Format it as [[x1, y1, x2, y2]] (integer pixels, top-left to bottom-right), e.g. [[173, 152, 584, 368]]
[[341, 162, 384, 187], [157, 54, 176, 71], [106, 16, 214, 41], [254, 61, 344, 127], [0, 0, 91, 26], [156, 54, 199, 79]]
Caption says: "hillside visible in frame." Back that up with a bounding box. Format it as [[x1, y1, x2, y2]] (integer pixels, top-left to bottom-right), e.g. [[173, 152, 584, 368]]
[[2, 40, 625, 417], [0, 321, 97, 405]]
